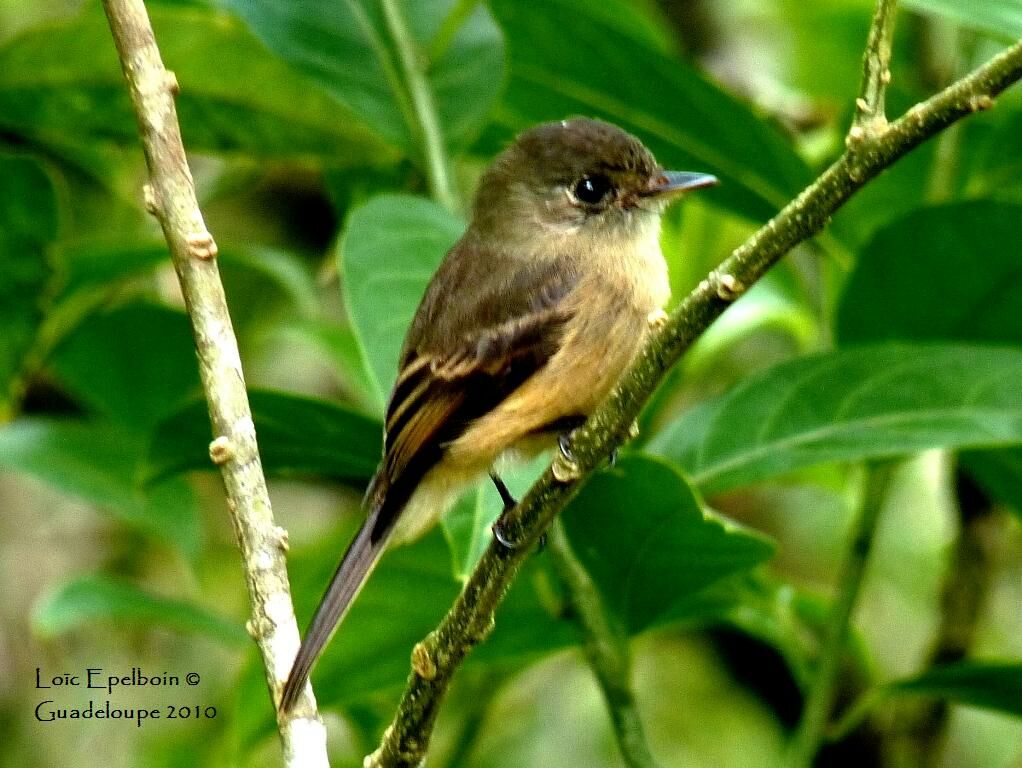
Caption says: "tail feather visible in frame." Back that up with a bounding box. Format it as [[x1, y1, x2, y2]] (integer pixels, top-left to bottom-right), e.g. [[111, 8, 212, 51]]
[[278, 500, 392, 713]]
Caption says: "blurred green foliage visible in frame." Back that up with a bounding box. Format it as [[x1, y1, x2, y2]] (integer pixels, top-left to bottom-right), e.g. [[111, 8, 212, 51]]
[[1, 1, 1021, 767]]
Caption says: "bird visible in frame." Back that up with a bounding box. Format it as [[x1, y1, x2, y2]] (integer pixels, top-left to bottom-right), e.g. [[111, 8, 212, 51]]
[[279, 117, 717, 713]]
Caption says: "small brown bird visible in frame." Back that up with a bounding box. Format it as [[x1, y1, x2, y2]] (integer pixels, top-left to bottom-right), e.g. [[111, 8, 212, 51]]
[[279, 117, 716, 712]]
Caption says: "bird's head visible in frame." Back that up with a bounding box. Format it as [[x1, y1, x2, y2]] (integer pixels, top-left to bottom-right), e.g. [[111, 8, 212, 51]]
[[471, 118, 717, 249]]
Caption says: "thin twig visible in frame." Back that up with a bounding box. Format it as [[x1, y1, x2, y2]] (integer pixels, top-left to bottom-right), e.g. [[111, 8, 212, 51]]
[[100, 2, 327, 766], [379, 0, 460, 212], [852, 0, 899, 138], [784, 462, 896, 768], [366, 34, 1022, 768], [886, 474, 1004, 767], [546, 521, 661, 768]]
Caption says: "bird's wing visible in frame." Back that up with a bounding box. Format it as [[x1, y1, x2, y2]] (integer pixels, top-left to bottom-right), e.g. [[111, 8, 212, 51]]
[[369, 252, 579, 538], [279, 249, 578, 713]]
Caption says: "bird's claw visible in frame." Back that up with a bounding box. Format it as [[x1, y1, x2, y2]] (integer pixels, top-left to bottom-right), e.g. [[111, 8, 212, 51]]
[[552, 431, 582, 482]]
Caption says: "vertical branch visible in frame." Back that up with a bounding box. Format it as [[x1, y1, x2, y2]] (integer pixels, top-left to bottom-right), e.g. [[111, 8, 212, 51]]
[[428, 0, 483, 62], [546, 521, 661, 768], [785, 462, 896, 768], [852, 0, 898, 138], [887, 473, 1004, 767], [100, 1, 328, 765], [379, 0, 460, 212]]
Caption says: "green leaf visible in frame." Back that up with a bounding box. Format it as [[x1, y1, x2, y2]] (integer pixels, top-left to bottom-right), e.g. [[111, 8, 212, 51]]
[[340, 194, 464, 407], [487, 0, 810, 221], [903, 0, 1022, 40], [220, 246, 320, 319], [887, 660, 1022, 718], [440, 487, 492, 582], [650, 345, 1022, 495], [223, 0, 505, 156], [32, 574, 247, 645], [0, 153, 58, 413], [57, 242, 317, 331], [0, 419, 140, 507], [442, 454, 549, 581], [270, 320, 381, 415], [291, 526, 462, 705], [836, 202, 1022, 516], [960, 446, 1022, 519], [277, 457, 770, 710], [0, 5, 391, 159], [0, 419, 201, 556], [963, 108, 1022, 200], [561, 454, 775, 631], [837, 202, 1022, 345], [149, 389, 381, 483], [775, 0, 873, 100], [59, 242, 169, 299], [141, 478, 204, 561], [49, 302, 202, 430]]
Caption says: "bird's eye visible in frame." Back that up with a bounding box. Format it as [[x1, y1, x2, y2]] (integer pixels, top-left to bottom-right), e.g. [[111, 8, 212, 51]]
[[571, 174, 613, 205]]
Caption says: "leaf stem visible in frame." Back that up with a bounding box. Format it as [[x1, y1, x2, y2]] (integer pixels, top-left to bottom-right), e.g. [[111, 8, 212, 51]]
[[784, 462, 895, 768], [367, 33, 1022, 768], [379, 0, 460, 213], [427, 0, 482, 63], [100, 2, 328, 766], [546, 520, 661, 768]]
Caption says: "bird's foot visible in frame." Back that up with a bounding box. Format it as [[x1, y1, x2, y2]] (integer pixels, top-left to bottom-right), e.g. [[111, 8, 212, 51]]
[[490, 471, 547, 553], [490, 472, 519, 553], [553, 432, 582, 482]]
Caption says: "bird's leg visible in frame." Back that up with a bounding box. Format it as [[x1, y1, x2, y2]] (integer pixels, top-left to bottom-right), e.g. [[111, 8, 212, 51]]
[[490, 471, 519, 551], [490, 471, 517, 511], [490, 472, 548, 553]]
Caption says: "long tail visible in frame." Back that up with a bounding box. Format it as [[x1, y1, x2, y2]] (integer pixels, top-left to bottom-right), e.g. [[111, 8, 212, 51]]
[[278, 492, 392, 713]]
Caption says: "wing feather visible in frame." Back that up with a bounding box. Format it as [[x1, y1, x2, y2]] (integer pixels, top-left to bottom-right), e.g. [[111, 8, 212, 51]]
[[370, 250, 579, 538]]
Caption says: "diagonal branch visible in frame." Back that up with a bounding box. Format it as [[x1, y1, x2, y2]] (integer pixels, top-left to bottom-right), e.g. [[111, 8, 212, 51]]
[[367, 35, 1022, 768], [100, 1, 327, 766]]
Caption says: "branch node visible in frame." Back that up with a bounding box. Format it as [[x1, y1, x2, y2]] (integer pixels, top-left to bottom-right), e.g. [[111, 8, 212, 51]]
[[209, 435, 234, 465], [469, 614, 496, 644], [186, 231, 218, 260], [969, 94, 995, 111], [164, 69, 180, 95], [855, 97, 870, 113], [364, 733, 390, 768], [713, 272, 746, 301], [275, 526, 290, 553], [411, 642, 438, 680], [646, 308, 669, 331], [627, 419, 640, 441], [552, 452, 582, 482], [142, 182, 160, 216]]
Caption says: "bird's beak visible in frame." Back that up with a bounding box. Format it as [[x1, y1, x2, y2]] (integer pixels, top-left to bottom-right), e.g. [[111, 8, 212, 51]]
[[642, 170, 719, 199]]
